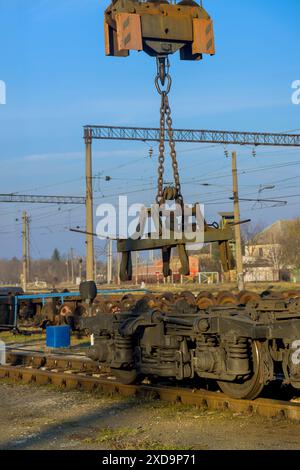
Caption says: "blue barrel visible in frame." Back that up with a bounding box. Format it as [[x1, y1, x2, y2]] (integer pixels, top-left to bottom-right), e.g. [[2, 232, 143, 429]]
[[46, 325, 70, 348]]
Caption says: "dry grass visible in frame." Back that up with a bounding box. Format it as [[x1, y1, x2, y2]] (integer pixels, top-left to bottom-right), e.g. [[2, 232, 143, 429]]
[[126, 281, 300, 296], [0, 329, 90, 348], [85, 426, 192, 450]]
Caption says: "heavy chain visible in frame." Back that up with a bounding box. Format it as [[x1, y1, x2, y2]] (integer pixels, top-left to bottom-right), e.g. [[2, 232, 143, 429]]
[[155, 57, 183, 205], [164, 93, 182, 203], [157, 92, 166, 204]]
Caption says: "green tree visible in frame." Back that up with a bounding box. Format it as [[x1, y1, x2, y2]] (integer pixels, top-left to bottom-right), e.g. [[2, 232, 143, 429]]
[[51, 249, 61, 262]]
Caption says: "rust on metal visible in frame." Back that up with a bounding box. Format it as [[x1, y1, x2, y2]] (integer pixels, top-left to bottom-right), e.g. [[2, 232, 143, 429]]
[[115, 12, 143, 51], [192, 18, 215, 55]]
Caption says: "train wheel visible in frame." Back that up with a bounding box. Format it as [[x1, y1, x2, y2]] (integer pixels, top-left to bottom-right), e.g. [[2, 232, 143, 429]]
[[281, 290, 300, 300], [133, 295, 159, 313], [216, 291, 237, 306], [179, 291, 196, 305], [142, 294, 159, 309], [237, 291, 260, 305], [217, 341, 265, 400], [111, 368, 138, 385], [196, 292, 216, 309], [160, 292, 175, 303]]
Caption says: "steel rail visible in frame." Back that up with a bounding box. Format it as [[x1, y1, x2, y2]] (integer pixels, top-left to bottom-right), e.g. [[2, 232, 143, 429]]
[[2, 351, 300, 421], [5, 350, 102, 372]]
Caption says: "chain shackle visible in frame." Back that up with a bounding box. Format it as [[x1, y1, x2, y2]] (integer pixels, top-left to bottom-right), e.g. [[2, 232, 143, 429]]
[[155, 75, 172, 95], [155, 56, 172, 95]]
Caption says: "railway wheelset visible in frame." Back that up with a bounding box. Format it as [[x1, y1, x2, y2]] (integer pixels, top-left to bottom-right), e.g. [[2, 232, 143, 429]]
[[3, 284, 300, 401], [78, 284, 300, 400]]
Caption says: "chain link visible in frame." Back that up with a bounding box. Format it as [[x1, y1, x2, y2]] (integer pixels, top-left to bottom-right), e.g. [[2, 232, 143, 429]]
[[164, 93, 183, 204], [156, 92, 166, 204], [155, 58, 183, 205]]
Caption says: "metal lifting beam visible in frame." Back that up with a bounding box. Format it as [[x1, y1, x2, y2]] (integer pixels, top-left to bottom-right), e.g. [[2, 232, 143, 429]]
[[83, 125, 300, 147], [0, 194, 86, 205]]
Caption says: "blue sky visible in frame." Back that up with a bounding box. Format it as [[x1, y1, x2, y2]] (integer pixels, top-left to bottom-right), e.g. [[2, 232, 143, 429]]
[[0, 0, 300, 260]]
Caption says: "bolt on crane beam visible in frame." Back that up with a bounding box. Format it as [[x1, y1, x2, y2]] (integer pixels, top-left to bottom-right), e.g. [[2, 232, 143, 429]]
[[83, 125, 300, 147]]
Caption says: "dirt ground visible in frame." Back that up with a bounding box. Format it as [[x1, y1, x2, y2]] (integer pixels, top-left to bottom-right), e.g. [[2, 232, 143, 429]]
[[0, 382, 300, 450]]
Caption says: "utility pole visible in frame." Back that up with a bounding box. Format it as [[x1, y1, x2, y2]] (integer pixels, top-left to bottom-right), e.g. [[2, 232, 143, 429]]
[[26, 214, 30, 282], [117, 253, 121, 286], [79, 258, 83, 281], [66, 260, 70, 284], [94, 254, 97, 284], [22, 211, 29, 292], [135, 252, 139, 286], [107, 239, 113, 284], [85, 130, 95, 281], [231, 151, 245, 291], [70, 248, 74, 284]]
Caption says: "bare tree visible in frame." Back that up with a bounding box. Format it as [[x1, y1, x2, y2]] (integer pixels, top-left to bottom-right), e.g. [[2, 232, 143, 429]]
[[242, 221, 266, 255], [279, 218, 300, 269]]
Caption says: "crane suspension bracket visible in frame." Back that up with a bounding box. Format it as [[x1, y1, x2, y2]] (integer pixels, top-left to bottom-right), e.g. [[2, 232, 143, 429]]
[[105, 0, 215, 60]]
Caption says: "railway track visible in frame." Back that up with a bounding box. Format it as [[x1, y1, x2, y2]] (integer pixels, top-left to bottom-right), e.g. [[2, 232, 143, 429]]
[[2, 350, 300, 422]]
